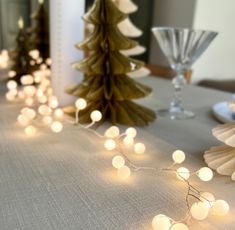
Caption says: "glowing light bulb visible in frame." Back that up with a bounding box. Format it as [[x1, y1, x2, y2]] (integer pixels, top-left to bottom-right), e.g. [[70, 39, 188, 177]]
[[5, 91, 15, 101], [21, 75, 34, 85], [18, 17, 24, 29], [134, 143, 146, 154], [171, 223, 189, 230], [38, 85, 47, 93], [41, 79, 50, 87], [36, 57, 43, 64], [105, 126, 120, 138], [10, 89, 18, 96], [125, 127, 137, 138], [18, 91, 25, 99], [24, 86, 36, 97], [21, 107, 28, 114], [46, 58, 52, 66], [176, 167, 190, 180], [40, 64, 47, 70], [152, 215, 171, 230], [112, 156, 125, 169], [104, 139, 116, 151], [200, 192, 215, 208], [38, 95, 47, 104], [123, 136, 134, 147], [42, 116, 53, 125], [49, 96, 59, 109], [17, 114, 30, 126], [25, 126, 37, 136], [118, 166, 131, 179], [7, 80, 17, 90], [23, 108, 36, 120], [90, 110, 102, 122], [25, 98, 34, 106], [34, 74, 41, 83], [36, 89, 44, 98], [47, 88, 53, 96], [212, 200, 229, 216], [51, 121, 63, 133], [44, 69, 51, 76], [0, 60, 7, 68], [8, 70, 16, 78], [38, 105, 52, 116], [197, 167, 213, 182], [172, 150, 185, 164], [30, 60, 36, 66], [54, 109, 64, 119], [190, 202, 209, 220], [29, 50, 40, 60], [1, 50, 8, 56], [34, 71, 43, 83], [75, 98, 87, 110]]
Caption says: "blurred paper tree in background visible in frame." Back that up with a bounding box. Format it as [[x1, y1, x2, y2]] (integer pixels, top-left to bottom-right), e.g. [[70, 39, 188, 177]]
[[28, 0, 50, 60], [10, 18, 36, 84]]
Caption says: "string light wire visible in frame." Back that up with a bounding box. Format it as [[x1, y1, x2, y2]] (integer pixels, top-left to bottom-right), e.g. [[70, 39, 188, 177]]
[[5, 51, 230, 229]]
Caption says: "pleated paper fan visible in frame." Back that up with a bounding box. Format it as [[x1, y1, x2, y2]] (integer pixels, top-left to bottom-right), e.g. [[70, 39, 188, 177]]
[[204, 145, 235, 177], [127, 67, 151, 78], [113, 0, 138, 14], [121, 45, 146, 56], [118, 18, 143, 38], [212, 123, 235, 147]]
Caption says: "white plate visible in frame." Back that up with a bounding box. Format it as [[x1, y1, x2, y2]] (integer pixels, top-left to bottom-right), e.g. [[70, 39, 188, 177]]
[[212, 101, 235, 123]]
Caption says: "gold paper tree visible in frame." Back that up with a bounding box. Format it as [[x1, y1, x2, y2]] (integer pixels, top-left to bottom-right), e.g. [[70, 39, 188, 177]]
[[28, 0, 49, 60], [11, 18, 36, 84], [65, 0, 156, 126]]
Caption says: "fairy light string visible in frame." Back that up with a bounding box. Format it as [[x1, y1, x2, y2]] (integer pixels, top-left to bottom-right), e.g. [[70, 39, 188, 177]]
[[5, 52, 230, 229], [6, 50, 65, 136], [73, 100, 230, 230]]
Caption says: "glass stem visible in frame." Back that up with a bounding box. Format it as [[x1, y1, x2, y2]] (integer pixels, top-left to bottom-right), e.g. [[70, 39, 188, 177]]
[[170, 72, 186, 113]]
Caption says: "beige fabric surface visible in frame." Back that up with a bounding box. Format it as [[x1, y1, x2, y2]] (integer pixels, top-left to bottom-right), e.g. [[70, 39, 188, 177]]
[[0, 77, 234, 230]]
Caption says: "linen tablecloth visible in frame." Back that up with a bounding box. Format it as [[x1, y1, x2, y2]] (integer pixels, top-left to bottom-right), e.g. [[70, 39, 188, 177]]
[[0, 77, 234, 230]]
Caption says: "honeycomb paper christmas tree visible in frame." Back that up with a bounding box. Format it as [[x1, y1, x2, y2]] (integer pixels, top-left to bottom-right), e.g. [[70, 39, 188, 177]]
[[114, 0, 151, 78], [10, 18, 36, 84], [65, 0, 156, 126], [28, 0, 49, 60], [204, 123, 235, 180]]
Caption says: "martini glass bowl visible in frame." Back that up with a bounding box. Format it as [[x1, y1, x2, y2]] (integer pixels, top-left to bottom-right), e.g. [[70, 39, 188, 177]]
[[152, 27, 218, 120]]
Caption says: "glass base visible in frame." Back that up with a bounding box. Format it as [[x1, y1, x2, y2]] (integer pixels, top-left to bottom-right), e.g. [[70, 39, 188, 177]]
[[157, 109, 195, 120]]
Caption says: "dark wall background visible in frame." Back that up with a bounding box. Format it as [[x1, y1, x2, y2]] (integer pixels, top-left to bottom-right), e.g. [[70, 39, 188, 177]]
[[0, 0, 31, 49], [86, 0, 154, 62], [0, 0, 153, 59], [0, 0, 49, 50]]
